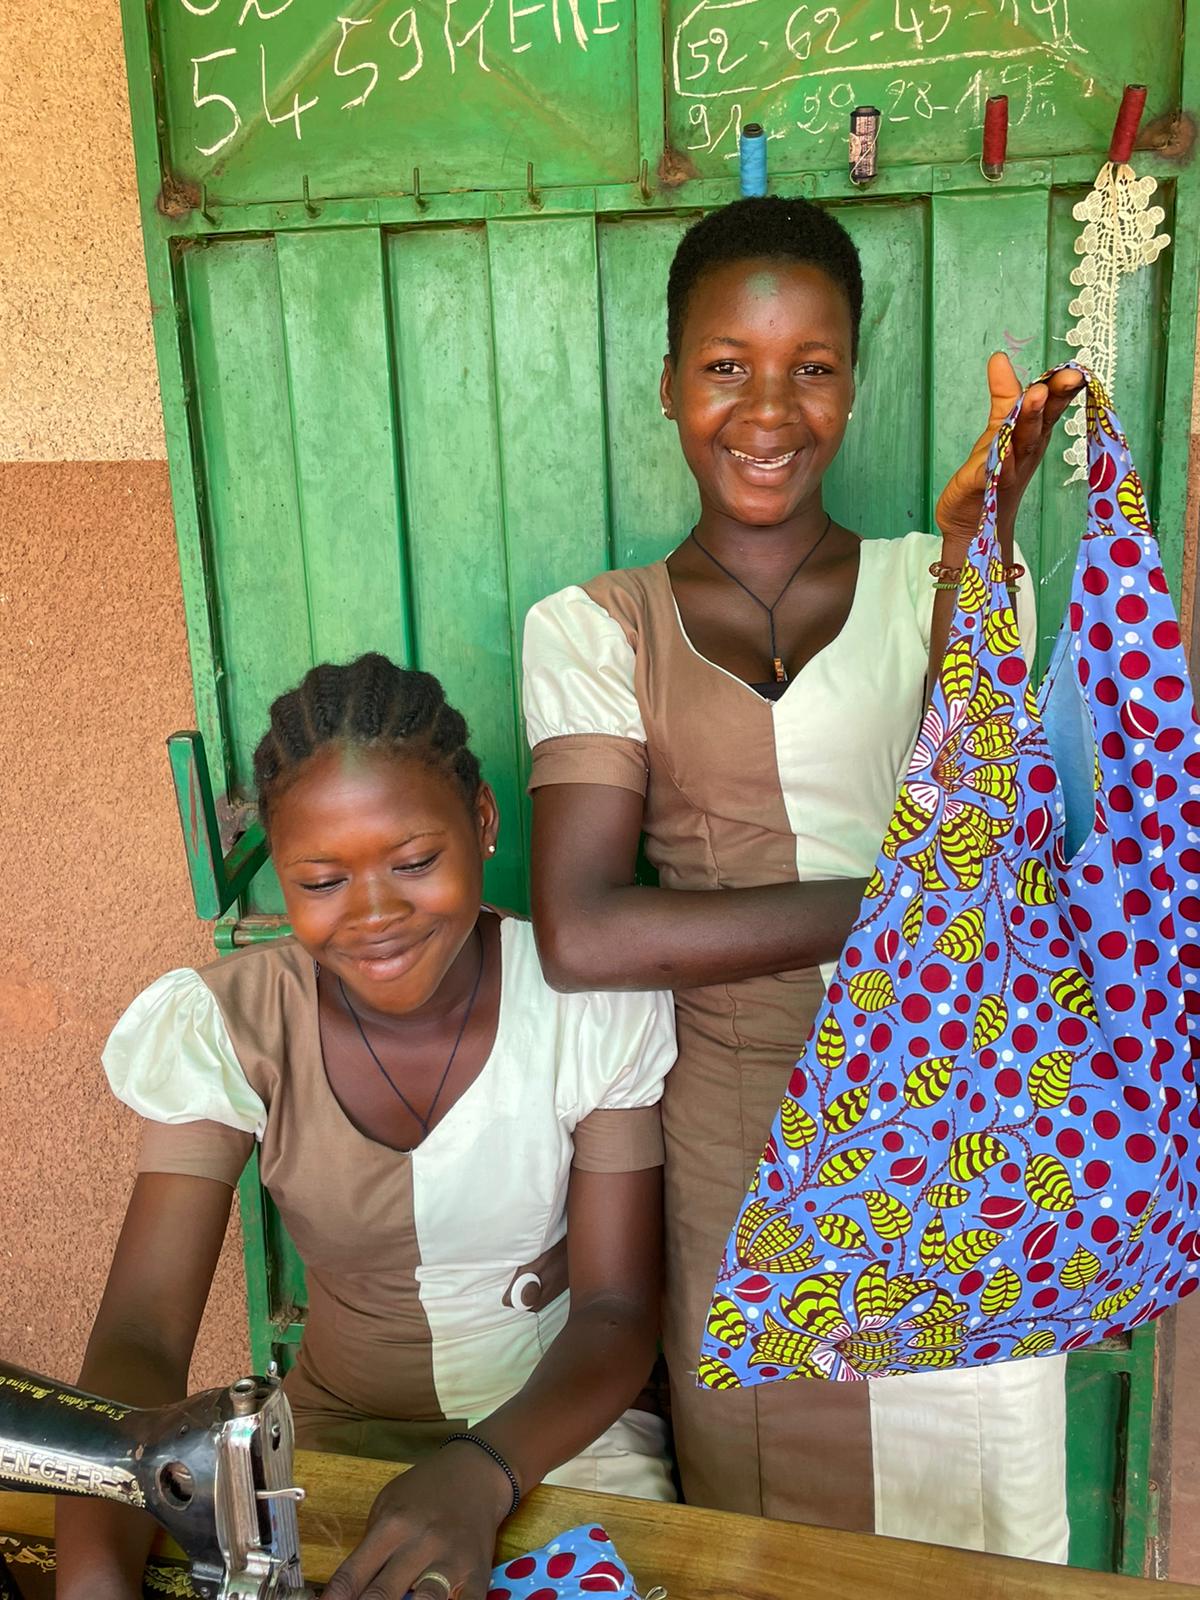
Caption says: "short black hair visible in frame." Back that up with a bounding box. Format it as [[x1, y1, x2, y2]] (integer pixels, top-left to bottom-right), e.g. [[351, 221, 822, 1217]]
[[252, 653, 482, 832], [667, 196, 864, 362]]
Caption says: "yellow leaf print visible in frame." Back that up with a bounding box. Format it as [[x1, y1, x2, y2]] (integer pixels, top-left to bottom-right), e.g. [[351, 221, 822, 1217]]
[[966, 677, 1012, 721], [1116, 470, 1152, 533], [958, 561, 989, 614], [901, 892, 925, 945], [815, 1146, 875, 1187], [983, 606, 1021, 657], [1011, 1329, 1058, 1358], [980, 1265, 1021, 1315], [1049, 967, 1100, 1026], [948, 1132, 1010, 1183], [706, 1296, 749, 1349], [852, 1262, 891, 1325], [907, 1321, 968, 1351], [882, 787, 937, 859], [814, 1212, 870, 1250], [823, 1083, 871, 1134], [924, 1182, 971, 1208], [748, 1315, 822, 1371], [940, 639, 975, 704], [814, 1013, 847, 1073], [944, 1229, 1004, 1273], [919, 1213, 947, 1266], [933, 905, 986, 962], [862, 1190, 913, 1241], [910, 841, 952, 891], [697, 1356, 741, 1390], [780, 1272, 849, 1338], [1028, 1049, 1073, 1110], [966, 761, 1018, 810], [847, 969, 897, 1013], [903, 1055, 956, 1110], [1130, 1201, 1157, 1244], [1091, 1282, 1143, 1322], [1016, 859, 1057, 906], [840, 1332, 903, 1372], [906, 1289, 966, 1327], [1025, 679, 1040, 720], [1059, 1245, 1102, 1291], [864, 868, 885, 899], [939, 804, 1000, 889], [906, 1346, 961, 1369], [780, 1097, 818, 1150], [972, 994, 1009, 1051], [741, 1213, 816, 1273], [967, 718, 1017, 761], [1025, 1153, 1076, 1213]]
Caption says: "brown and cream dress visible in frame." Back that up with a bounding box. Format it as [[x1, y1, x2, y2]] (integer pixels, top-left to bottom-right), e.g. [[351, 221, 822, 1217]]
[[522, 531, 1071, 1558], [102, 916, 676, 1498]]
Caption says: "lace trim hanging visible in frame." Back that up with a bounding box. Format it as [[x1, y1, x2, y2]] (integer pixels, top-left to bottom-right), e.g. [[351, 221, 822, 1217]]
[[1063, 87, 1170, 480]]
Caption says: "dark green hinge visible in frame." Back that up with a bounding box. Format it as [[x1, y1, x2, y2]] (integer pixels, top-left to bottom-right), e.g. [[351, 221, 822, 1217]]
[[167, 731, 268, 919]]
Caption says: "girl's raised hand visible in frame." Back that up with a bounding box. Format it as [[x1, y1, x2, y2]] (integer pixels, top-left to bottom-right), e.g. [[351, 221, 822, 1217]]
[[934, 352, 1085, 547], [320, 1445, 513, 1600]]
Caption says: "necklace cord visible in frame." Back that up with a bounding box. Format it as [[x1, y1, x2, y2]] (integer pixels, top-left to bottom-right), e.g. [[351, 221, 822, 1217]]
[[690, 513, 833, 682], [336, 925, 486, 1140]]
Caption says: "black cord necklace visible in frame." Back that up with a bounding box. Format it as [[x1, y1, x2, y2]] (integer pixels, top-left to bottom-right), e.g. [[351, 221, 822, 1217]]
[[690, 513, 833, 685], [335, 926, 485, 1142]]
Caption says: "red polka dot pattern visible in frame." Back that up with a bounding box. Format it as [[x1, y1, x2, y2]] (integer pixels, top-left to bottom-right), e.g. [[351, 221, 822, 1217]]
[[703, 367, 1200, 1389], [486, 1527, 638, 1598]]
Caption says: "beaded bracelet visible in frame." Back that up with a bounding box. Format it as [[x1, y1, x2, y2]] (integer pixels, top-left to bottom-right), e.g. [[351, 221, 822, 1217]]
[[928, 560, 1025, 592], [441, 1432, 522, 1516]]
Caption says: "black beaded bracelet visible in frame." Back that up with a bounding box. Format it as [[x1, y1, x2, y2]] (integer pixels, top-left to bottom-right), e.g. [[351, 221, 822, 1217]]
[[441, 1432, 521, 1516]]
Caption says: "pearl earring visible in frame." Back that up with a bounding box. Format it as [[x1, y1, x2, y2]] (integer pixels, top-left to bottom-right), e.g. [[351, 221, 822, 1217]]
[[661, 406, 671, 419], [487, 844, 496, 855], [847, 410, 854, 421]]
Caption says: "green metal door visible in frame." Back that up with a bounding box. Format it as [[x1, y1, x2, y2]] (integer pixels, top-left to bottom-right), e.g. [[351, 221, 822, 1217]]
[[122, 0, 1199, 1573]]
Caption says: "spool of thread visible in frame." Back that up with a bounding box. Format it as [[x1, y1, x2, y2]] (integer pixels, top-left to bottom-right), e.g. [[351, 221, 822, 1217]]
[[1108, 83, 1148, 165], [982, 95, 1008, 180], [739, 123, 767, 197], [849, 106, 880, 186]]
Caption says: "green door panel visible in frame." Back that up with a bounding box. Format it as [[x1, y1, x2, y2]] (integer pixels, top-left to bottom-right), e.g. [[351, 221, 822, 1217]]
[[123, 0, 1200, 1571]]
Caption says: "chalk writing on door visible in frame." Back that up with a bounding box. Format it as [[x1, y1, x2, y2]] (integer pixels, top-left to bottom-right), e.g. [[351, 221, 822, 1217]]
[[673, 0, 1085, 157], [181, 0, 625, 155]]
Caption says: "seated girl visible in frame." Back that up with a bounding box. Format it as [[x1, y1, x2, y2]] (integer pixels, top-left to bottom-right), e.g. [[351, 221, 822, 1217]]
[[55, 653, 675, 1600]]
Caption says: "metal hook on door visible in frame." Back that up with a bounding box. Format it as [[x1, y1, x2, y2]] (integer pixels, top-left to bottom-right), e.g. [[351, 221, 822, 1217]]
[[302, 175, 319, 218], [167, 731, 269, 921], [638, 159, 653, 203], [412, 167, 428, 210], [200, 183, 217, 225], [526, 161, 543, 208]]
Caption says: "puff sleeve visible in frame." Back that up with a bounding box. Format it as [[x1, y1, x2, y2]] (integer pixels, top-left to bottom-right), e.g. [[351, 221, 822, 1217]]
[[102, 969, 261, 1186], [567, 988, 677, 1174], [523, 585, 649, 796]]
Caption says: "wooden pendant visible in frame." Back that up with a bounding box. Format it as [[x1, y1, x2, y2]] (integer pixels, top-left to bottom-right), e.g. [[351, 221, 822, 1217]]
[[773, 657, 788, 684]]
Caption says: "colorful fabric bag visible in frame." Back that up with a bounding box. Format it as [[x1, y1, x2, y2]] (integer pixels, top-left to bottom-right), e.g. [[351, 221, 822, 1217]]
[[700, 363, 1200, 1386], [482, 1524, 653, 1598]]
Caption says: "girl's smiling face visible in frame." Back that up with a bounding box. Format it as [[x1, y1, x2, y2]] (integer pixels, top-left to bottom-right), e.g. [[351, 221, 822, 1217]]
[[662, 257, 856, 529], [269, 742, 497, 1019]]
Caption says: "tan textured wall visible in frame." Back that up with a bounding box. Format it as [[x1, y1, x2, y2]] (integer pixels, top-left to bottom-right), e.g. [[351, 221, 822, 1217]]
[[0, 463, 248, 1387], [0, 1, 164, 460]]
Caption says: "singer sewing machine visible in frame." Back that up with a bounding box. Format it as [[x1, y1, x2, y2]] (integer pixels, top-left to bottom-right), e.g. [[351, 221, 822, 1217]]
[[0, 1359, 309, 1598]]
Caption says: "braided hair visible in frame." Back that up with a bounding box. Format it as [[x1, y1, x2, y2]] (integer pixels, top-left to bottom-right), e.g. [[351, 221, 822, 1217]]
[[252, 654, 483, 832], [666, 195, 864, 363]]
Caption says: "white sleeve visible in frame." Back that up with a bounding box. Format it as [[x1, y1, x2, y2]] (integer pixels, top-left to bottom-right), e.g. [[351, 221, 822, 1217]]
[[102, 969, 267, 1139], [522, 586, 646, 747], [569, 987, 677, 1118]]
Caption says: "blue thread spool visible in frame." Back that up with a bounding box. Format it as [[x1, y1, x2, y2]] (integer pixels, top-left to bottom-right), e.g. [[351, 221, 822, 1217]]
[[739, 123, 767, 197]]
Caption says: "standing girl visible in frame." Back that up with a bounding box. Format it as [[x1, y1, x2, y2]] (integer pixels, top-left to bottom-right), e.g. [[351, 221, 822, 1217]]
[[523, 196, 1082, 1557], [56, 654, 675, 1600]]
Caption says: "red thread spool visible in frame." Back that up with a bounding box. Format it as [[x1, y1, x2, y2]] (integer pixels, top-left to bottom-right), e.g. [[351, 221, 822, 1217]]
[[982, 95, 1008, 179], [1109, 83, 1148, 165]]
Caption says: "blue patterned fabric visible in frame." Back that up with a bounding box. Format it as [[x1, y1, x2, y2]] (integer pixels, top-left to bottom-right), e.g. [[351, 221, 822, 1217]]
[[699, 365, 1200, 1386]]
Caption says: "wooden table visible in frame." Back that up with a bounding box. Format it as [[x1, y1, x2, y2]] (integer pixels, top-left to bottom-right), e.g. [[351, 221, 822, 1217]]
[[2, 1449, 1198, 1600]]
